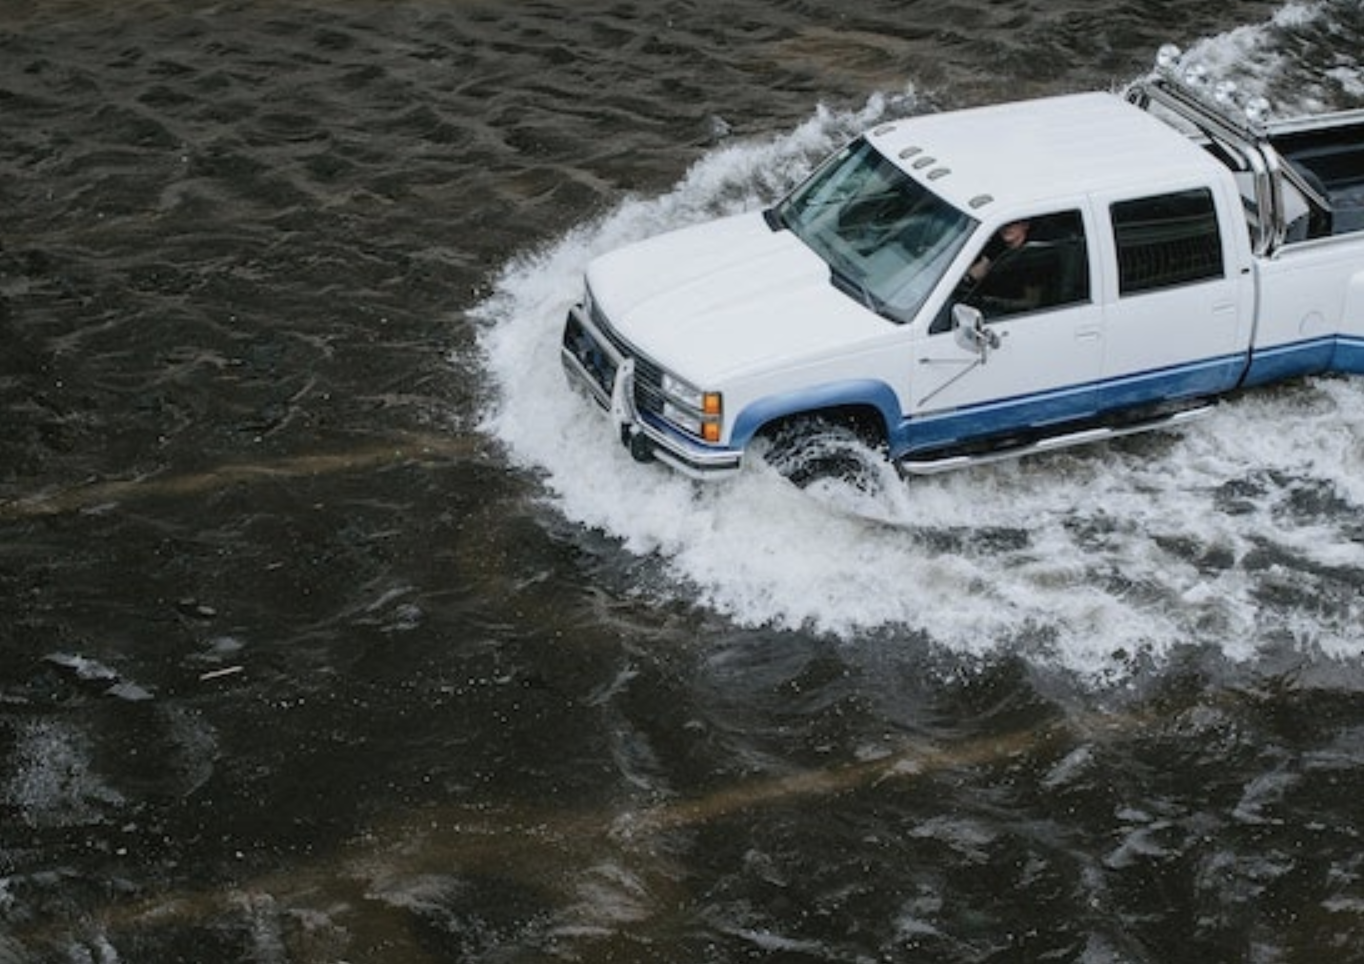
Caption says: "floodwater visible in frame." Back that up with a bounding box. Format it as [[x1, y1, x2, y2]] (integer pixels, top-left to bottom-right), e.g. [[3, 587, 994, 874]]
[[4, 1, 1364, 961]]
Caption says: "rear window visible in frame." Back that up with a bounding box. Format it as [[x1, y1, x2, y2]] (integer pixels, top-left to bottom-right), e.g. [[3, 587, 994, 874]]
[[1111, 189, 1224, 295]]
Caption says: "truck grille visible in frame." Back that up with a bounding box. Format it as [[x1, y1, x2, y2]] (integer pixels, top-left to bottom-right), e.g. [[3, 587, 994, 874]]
[[563, 301, 666, 418]]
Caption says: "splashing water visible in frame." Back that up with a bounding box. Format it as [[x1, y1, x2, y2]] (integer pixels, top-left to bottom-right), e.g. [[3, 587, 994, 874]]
[[1175, 0, 1364, 113], [474, 17, 1364, 681]]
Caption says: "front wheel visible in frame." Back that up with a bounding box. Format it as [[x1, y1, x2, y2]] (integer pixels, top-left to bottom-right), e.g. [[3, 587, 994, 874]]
[[754, 415, 887, 490]]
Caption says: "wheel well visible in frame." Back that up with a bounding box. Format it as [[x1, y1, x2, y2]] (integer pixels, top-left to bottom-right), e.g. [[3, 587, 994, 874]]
[[756, 405, 888, 450]]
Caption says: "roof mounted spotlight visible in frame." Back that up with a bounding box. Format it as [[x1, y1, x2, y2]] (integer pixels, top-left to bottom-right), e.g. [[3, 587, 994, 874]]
[[1213, 80, 1239, 108], [1183, 63, 1208, 88], [1244, 96, 1272, 127], [1156, 43, 1183, 72]]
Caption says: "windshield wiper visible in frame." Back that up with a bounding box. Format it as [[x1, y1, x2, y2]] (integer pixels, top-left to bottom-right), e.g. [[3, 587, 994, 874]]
[[829, 265, 898, 323]]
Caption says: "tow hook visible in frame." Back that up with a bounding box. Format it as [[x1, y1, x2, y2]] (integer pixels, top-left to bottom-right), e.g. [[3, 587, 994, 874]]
[[623, 426, 655, 463]]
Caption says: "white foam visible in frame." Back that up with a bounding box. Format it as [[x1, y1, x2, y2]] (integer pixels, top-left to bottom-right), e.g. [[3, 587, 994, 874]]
[[3, 720, 124, 828], [1176, 0, 1362, 114], [473, 24, 1364, 680]]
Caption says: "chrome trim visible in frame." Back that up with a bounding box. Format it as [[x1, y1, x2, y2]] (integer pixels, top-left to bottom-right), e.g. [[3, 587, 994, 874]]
[[899, 405, 1213, 475], [610, 356, 636, 428], [1126, 75, 1343, 256]]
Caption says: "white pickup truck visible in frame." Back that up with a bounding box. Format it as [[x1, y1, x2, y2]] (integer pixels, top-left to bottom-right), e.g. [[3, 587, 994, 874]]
[[561, 51, 1364, 479]]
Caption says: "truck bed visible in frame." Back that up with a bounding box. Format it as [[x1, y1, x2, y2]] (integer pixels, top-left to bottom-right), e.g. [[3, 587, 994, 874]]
[[1272, 123, 1364, 236]]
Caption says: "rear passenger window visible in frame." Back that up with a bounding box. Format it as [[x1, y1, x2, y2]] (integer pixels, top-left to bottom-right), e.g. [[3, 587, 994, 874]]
[[1111, 189, 1224, 295]]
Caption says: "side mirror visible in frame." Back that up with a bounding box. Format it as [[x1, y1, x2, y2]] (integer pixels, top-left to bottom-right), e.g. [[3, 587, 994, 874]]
[[952, 303, 1000, 356]]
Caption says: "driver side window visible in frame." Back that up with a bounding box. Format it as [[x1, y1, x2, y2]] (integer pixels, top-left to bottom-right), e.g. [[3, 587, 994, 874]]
[[931, 210, 1090, 332]]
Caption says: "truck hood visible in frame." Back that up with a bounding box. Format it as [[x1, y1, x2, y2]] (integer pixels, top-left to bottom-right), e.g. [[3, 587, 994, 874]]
[[585, 212, 891, 385]]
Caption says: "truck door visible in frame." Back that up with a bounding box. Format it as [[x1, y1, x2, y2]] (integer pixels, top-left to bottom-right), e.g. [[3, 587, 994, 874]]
[[907, 208, 1104, 450], [1094, 185, 1254, 408]]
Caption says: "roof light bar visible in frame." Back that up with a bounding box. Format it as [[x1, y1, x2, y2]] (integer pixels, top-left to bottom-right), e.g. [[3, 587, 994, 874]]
[[1150, 42, 1273, 131]]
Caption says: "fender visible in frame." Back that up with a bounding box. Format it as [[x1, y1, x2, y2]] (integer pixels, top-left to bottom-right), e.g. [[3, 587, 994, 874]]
[[729, 380, 902, 449], [1334, 268, 1364, 373]]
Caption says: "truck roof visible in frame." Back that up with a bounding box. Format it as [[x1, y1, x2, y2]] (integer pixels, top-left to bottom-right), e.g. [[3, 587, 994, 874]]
[[867, 91, 1223, 218]]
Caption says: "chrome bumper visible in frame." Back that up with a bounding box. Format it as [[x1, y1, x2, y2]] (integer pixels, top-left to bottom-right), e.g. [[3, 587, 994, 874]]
[[560, 304, 742, 479]]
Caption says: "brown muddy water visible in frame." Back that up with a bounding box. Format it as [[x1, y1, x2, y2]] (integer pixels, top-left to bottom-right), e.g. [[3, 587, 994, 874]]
[[4, 1, 1364, 961]]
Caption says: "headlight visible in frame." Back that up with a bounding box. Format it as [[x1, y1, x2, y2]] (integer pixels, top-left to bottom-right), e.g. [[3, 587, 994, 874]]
[[661, 373, 703, 408], [660, 373, 723, 443]]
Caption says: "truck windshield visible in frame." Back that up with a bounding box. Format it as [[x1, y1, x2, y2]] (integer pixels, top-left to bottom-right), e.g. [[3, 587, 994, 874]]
[[773, 138, 977, 325]]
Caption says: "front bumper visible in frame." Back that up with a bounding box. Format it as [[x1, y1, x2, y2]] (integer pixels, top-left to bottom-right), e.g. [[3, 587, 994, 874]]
[[560, 303, 742, 479]]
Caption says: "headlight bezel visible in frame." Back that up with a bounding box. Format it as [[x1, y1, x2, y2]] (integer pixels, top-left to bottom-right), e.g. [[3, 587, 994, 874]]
[[660, 372, 723, 443]]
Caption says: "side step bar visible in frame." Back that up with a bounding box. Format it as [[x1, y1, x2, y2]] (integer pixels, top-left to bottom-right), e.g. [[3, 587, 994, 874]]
[[897, 405, 1215, 476]]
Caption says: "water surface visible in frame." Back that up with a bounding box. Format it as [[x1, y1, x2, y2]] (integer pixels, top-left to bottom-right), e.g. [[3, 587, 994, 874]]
[[3, 1, 1364, 961]]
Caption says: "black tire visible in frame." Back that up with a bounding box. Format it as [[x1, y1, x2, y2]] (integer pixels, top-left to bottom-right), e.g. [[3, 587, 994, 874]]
[[756, 415, 887, 490]]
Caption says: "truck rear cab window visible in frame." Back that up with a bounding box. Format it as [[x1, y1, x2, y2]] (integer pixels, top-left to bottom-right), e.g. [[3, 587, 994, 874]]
[[1111, 189, 1224, 295]]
